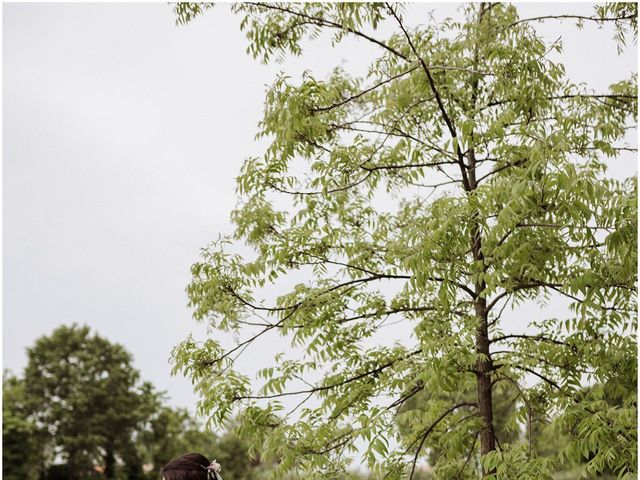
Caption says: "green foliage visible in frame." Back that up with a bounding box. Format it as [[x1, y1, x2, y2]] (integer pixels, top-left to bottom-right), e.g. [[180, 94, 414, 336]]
[[3, 371, 43, 480], [555, 380, 637, 480], [593, 3, 638, 53], [175, 2, 215, 26], [137, 403, 275, 480], [5, 325, 274, 480], [24, 325, 155, 479], [395, 377, 522, 479], [172, 2, 637, 479], [139, 403, 217, 473]]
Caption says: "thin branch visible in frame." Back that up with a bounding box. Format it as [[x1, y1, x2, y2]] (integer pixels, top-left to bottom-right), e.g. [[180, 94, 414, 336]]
[[234, 349, 422, 401], [454, 433, 479, 479], [547, 285, 632, 312], [202, 274, 414, 366], [273, 98, 426, 196], [485, 280, 562, 313], [268, 171, 373, 196], [491, 334, 572, 350], [283, 306, 443, 330], [301, 431, 353, 455], [408, 403, 477, 479], [482, 94, 637, 112], [386, 3, 471, 191], [249, 2, 409, 60], [511, 365, 562, 391], [386, 381, 424, 412], [361, 160, 460, 172], [508, 13, 637, 28], [475, 158, 527, 184], [312, 66, 419, 113]]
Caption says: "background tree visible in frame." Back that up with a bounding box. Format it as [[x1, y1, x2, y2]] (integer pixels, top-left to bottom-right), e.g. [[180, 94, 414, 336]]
[[138, 403, 270, 480], [4, 325, 271, 480], [24, 325, 155, 480], [139, 404, 213, 473], [171, 3, 637, 479], [3, 371, 48, 480]]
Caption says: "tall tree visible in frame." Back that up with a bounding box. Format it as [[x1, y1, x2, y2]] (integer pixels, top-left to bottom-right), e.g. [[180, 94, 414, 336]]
[[24, 325, 152, 480], [172, 3, 637, 479]]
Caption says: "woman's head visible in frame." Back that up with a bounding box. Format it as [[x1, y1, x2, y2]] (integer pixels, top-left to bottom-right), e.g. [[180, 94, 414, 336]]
[[161, 453, 215, 480]]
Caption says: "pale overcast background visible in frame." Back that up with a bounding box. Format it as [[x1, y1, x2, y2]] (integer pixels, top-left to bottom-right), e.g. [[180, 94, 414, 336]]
[[4, 2, 637, 415]]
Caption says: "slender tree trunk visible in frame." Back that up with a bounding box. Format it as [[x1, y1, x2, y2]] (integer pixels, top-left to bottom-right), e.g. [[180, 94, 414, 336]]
[[467, 4, 497, 474], [105, 445, 116, 479], [67, 450, 77, 480], [39, 455, 46, 480], [473, 283, 496, 459], [469, 152, 497, 472]]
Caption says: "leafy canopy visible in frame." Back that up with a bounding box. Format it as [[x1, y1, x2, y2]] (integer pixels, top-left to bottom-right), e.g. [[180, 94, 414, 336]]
[[24, 325, 156, 480], [172, 3, 637, 479], [6, 325, 269, 480]]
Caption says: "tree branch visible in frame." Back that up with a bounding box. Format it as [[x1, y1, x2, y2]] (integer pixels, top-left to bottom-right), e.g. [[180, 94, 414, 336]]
[[312, 66, 419, 113], [491, 334, 572, 350], [485, 281, 562, 313], [234, 349, 422, 400], [482, 94, 637, 112], [386, 3, 471, 191], [508, 13, 637, 28], [408, 402, 477, 479], [249, 2, 409, 60]]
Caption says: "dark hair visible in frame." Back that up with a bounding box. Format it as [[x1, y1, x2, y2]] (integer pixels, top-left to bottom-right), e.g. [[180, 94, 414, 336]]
[[161, 453, 210, 480]]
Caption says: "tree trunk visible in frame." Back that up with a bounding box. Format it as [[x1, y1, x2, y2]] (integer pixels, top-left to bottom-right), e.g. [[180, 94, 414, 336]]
[[471, 221, 497, 475], [475, 295, 496, 455], [67, 451, 77, 480], [467, 4, 497, 475], [105, 446, 116, 480], [468, 148, 497, 476]]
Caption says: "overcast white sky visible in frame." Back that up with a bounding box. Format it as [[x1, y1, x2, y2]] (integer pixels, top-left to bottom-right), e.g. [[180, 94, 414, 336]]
[[3, 2, 637, 416]]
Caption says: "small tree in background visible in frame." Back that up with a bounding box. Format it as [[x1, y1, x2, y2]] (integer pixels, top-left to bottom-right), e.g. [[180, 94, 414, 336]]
[[172, 3, 637, 479], [24, 325, 154, 480], [4, 326, 268, 480]]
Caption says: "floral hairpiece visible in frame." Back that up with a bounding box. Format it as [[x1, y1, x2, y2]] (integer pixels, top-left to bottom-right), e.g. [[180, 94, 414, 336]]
[[207, 460, 221, 474], [203, 460, 222, 480]]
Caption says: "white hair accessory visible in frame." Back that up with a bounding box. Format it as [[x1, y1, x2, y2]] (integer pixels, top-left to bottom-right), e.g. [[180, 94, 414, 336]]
[[205, 460, 222, 480]]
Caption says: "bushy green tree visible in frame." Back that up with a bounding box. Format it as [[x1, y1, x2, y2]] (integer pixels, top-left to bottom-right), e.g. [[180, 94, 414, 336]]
[[8, 324, 270, 480], [172, 3, 637, 479], [24, 325, 154, 480]]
